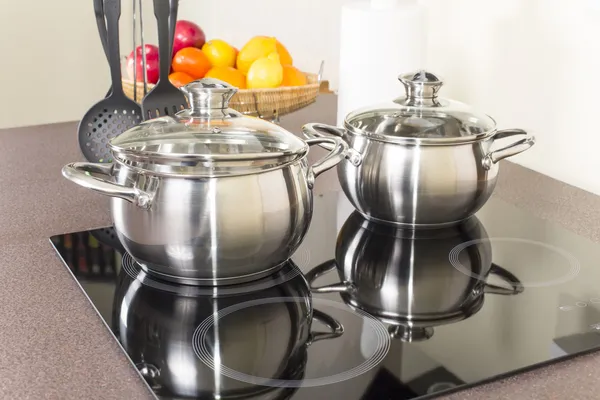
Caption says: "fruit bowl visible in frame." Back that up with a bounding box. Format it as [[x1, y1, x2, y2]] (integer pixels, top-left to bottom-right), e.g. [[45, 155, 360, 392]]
[[122, 71, 321, 120]]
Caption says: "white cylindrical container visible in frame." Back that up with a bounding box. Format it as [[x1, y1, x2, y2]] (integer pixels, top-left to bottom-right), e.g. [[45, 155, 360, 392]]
[[337, 0, 428, 125]]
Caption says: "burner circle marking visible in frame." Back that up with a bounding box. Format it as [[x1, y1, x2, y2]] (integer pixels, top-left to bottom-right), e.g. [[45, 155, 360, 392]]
[[449, 237, 580, 288], [192, 297, 390, 388]]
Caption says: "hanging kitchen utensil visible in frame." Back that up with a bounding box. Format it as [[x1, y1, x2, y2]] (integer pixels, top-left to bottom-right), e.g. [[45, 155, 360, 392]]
[[138, 0, 148, 97], [78, 0, 142, 163], [141, 0, 187, 120], [93, 0, 112, 98]]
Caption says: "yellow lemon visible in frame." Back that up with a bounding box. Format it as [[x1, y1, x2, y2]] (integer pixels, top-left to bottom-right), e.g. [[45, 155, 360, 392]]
[[246, 53, 283, 89], [202, 39, 237, 68], [236, 36, 277, 75]]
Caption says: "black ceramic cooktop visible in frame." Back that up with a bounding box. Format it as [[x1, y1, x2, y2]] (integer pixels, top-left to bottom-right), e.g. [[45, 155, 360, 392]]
[[50, 191, 600, 399]]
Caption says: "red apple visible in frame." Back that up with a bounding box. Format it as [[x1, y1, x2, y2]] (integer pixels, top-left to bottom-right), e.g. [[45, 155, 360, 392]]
[[126, 44, 160, 84], [172, 20, 206, 56]]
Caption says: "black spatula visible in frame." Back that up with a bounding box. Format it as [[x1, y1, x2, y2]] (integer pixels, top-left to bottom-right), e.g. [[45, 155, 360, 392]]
[[141, 0, 187, 120], [78, 0, 142, 163]]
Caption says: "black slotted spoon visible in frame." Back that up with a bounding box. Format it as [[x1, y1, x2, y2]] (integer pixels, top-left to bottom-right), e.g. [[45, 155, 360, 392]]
[[141, 0, 187, 120], [93, 0, 112, 98], [78, 0, 142, 163]]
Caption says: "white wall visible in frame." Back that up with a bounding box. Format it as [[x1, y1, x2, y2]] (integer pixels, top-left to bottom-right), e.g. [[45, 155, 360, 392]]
[[180, 0, 600, 195], [2, 0, 600, 195], [1, 1, 140, 129]]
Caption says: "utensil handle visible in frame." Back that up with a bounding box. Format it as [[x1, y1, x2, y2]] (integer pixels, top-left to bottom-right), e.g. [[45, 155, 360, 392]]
[[168, 0, 179, 57], [153, 0, 176, 83], [305, 137, 348, 188], [62, 162, 152, 209], [304, 260, 354, 293], [302, 123, 362, 166], [484, 263, 524, 295], [482, 129, 535, 170], [93, 0, 109, 60], [309, 309, 344, 344], [139, 0, 148, 95], [104, 0, 125, 96]]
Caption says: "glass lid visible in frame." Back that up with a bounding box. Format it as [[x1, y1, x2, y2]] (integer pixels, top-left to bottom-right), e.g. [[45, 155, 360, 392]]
[[344, 70, 497, 145], [108, 79, 308, 175]]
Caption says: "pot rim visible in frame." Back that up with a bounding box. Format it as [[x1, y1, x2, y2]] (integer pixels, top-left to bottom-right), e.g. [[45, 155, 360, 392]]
[[343, 115, 498, 146], [108, 141, 309, 163], [110, 146, 309, 178]]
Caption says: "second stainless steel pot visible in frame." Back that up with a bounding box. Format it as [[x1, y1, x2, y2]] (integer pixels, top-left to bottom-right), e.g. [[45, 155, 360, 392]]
[[303, 70, 535, 228], [62, 79, 347, 285]]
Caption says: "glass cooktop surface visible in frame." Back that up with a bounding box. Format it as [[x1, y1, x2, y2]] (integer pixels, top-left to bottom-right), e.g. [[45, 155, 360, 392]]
[[50, 191, 600, 399]]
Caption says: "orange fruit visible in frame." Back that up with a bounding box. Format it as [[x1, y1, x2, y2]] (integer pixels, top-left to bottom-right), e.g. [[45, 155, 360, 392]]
[[275, 40, 293, 65], [171, 47, 211, 79], [281, 65, 307, 87], [202, 39, 237, 68], [236, 36, 277, 75], [205, 66, 247, 89], [168, 71, 195, 88], [246, 53, 283, 89]]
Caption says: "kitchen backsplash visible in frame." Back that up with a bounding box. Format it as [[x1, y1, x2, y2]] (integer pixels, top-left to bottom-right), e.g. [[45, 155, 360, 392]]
[[3, 0, 600, 194]]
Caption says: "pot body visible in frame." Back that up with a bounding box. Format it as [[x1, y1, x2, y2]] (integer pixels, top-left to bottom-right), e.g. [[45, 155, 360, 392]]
[[113, 263, 312, 399], [111, 158, 313, 285], [339, 134, 498, 227]]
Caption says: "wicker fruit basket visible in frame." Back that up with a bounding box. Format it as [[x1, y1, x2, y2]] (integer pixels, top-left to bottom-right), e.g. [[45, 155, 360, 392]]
[[122, 72, 321, 120]]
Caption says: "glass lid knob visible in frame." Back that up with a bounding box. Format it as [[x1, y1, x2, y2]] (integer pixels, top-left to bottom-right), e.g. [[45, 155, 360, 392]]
[[398, 70, 444, 105], [179, 78, 239, 114]]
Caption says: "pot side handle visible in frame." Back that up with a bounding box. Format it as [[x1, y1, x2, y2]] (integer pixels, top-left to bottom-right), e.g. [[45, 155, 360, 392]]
[[305, 260, 354, 294], [62, 162, 153, 209], [309, 309, 344, 344], [482, 129, 535, 170], [302, 123, 362, 167], [304, 137, 348, 189], [484, 263, 524, 295]]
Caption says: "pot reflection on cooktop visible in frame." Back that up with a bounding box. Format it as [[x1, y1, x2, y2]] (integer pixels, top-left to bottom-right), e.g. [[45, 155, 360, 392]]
[[305, 212, 524, 341], [50, 191, 600, 399], [113, 255, 390, 397]]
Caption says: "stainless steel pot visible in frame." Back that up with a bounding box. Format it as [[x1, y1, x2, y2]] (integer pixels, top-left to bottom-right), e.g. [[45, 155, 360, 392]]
[[305, 211, 523, 340], [303, 70, 535, 227], [113, 259, 343, 399], [62, 78, 347, 285]]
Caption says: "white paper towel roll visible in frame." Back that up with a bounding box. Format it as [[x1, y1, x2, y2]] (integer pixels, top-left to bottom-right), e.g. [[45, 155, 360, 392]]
[[337, 0, 427, 125]]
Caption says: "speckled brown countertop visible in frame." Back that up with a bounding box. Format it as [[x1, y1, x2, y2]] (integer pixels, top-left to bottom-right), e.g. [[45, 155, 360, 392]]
[[3, 94, 600, 399]]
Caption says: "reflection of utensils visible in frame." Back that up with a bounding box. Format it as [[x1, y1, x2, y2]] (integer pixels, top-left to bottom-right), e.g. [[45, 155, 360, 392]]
[[103, 244, 116, 277], [76, 233, 88, 276], [63, 233, 75, 272], [88, 233, 102, 276], [90, 226, 123, 251]]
